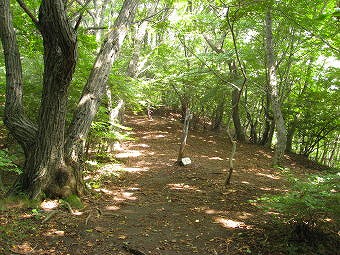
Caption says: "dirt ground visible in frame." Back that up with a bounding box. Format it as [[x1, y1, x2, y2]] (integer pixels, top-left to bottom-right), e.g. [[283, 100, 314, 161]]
[[0, 115, 338, 255]]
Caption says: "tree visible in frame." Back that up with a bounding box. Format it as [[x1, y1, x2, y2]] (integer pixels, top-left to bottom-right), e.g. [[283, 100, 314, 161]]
[[264, 7, 287, 165], [0, 0, 138, 199]]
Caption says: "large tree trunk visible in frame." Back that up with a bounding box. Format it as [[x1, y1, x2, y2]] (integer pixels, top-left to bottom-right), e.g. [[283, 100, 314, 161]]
[[1, 0, 138, 199], [265, 9, 287, 165], [1, 0, 77, 198], [24, 0, 78, 198]]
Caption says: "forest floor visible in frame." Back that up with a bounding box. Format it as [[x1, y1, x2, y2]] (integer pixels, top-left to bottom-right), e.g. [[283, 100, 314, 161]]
[[0, 115, 339, 255]]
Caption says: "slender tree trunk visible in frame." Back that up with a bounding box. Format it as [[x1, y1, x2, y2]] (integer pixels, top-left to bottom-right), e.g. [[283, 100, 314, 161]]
[[260, 94, 273, 146], [180, 97, 189, 122], [265, 8, 287, 165], [321, 143, 329, 165], [286, 116, 298, 153], [93, 0, 110, 42], [127, 21, 148, 78], [265, 120, 275, 148], [328, 135, 339, 166], [231, 88, 245, 141], [177, 108, 192, 163], [212, 97, 226, 131], [65, 0, 139, 162], [249, 121, 258, 144]]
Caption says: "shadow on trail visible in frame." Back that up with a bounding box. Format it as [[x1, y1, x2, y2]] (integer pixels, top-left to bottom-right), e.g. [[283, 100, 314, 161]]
[[1, 115, 294, 255], [79, 115, 289, 255]]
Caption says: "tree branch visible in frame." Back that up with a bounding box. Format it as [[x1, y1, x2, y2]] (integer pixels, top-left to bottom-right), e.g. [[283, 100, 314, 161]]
[[39, 0, 77, 57], [226, 7, 247, 102], [74, 0, 95, 20], [178, 36, 240, 90], [276, 8, 340, 54], [16, 0, 39, 26], [73, 0, 92, 30]]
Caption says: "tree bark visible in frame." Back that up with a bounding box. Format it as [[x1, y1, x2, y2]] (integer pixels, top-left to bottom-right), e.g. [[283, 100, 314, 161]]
[[265, 8, 287, 166], [286, 116, 298, 153], [1, 0, 78, 198], [65, 0, 139, 162], [93, 0, 110, 42], [1, 0, 138, 199], [212, 97, 226, 131], [265, 120, 275, 148], [231, 88, 245, 141], [127, 21, 148, 78], [177, 108, 192, 163], [0, 0, 37, 156]]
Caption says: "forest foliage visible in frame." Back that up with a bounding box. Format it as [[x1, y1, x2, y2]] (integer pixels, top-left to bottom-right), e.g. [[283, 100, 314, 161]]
[[0, 0, 338, 168], [0, 1, 339, 253]]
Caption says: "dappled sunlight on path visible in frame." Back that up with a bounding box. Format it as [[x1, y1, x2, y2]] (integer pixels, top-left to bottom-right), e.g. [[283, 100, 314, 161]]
[[2, 115, 302, 255], [80, 115, 291, 254]]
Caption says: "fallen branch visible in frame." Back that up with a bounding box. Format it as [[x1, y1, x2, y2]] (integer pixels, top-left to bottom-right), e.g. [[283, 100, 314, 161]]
[[122, 244, 147, 255], [61, 201, 74, 214], [85, 211, 92, 225], [42, 210, 58, 223]]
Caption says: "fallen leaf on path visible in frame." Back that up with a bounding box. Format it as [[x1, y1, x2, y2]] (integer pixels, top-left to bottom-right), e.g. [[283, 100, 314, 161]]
[[95, 226, 106, 232], [10, 242, 34, 254]]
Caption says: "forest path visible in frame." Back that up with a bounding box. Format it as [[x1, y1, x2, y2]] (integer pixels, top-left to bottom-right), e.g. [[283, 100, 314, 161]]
[[2, 115, 307, 255], [77, 115, 291, 255]]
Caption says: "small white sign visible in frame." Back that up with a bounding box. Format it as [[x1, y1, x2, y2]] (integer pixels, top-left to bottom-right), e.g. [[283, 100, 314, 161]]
[[181, 157, 191, 166]]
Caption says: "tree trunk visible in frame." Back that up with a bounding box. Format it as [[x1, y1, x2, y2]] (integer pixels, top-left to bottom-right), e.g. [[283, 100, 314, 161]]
[[1, 0, 138, 199], [286, 116, 298, 153], [127, 21, 148, 77], [328, 135, 339, 166], [212, 97, 226, 131], [93, 0, 110, 42], [265, 9, 287, 165], [0, 0, 37, 156], [1, 0, 78, 198], [265, 120, 275, 148], [232, 88, 245, 142], [321, 142, 329, 165], [65, 0, 139, 162], [260, 93, 273, 145], [249, 121, 258, 144], [177, 108, 192, 163]]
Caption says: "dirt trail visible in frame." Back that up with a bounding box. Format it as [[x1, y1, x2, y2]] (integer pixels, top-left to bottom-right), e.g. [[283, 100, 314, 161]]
[[1, 115, 307, 255]]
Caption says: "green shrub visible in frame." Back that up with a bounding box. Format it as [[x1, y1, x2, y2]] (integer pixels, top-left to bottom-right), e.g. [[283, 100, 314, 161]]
[[87, 118, 133, 156], [258, 171, 340, 240], [62, 194, 83, 209], [0, 149, 22, 174]]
